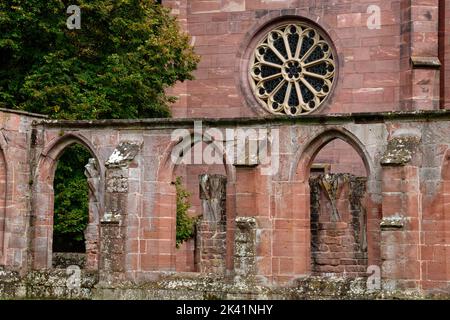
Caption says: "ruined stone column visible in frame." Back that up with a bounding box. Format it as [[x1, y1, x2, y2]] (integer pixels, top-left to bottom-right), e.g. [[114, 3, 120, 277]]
[[234, 217, 257, 281], [100, 141, 141, 280], [400, 0, 441, 110], [380, 135, 422, 291], [196, 174, 227, 274], [84, 158, 101, 270]]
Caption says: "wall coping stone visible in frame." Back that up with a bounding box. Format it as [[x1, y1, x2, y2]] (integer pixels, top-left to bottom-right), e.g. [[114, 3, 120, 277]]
[[30, 110, 450, 129]]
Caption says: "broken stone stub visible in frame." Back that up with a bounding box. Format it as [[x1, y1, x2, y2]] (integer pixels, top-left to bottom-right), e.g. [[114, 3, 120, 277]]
[[234, 217, 257, 277], [105, 141, 142, 168], [196, 174, 227, 274], [381, 136, 421, 166], [106, 169, 128, 193], [199, 174, 227, 223]]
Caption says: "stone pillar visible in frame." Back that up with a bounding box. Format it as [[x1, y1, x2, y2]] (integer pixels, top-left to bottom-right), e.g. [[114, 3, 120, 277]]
[[400, 0, 440, 110], [100, 168, 127, 275], [99, 141, 141, 280], [196, 174, 227, 274], [442, 0, 450, 109], [84, 158, 101, 270], [234, 217, 257, 281], [380, 135, 422, 291]]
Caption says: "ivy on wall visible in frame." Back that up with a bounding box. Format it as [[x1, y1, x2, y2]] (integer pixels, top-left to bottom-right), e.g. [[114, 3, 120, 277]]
[[174, 177, 197, 248]]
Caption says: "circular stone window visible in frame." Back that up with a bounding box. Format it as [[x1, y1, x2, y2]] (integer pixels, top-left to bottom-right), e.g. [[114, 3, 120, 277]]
[[249, 23, 336, 116]]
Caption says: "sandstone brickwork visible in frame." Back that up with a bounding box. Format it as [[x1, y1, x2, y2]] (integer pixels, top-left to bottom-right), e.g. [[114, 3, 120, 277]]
[[1, 0, 450, 299]]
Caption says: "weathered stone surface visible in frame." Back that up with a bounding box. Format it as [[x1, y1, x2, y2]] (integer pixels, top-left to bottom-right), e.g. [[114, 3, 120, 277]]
[[52, 253, 86, 269], [234, 217, 257, 279], [310, 174, 368, 277], [381, 136, 421, 165], [380, 216, 405, 230], [2, 0, 450, 297], [106, 170, 128, 193], [105, 141, 142, 168], [411, 56, 441, 69]]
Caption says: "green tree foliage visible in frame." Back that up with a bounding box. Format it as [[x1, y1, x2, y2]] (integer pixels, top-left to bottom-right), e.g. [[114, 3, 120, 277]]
[[0, 0, 198, 118], [174, 177, 197, 248], [0, 1, 199, 251], [53, 144, 91, 252]]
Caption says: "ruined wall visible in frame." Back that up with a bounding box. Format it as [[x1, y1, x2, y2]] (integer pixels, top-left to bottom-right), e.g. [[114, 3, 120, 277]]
[[0, 109, 450, 297], [159, 0, 445, 200], [0, 0, 449, 300], [310, 174, 368, 277], [440, 0, 450, 109], [311, 139, 366, 177], [0, 109, 47, 270]]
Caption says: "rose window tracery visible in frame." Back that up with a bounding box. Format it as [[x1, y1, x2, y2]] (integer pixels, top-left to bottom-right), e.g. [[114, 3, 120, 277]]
[[250, 23, 336, 116]]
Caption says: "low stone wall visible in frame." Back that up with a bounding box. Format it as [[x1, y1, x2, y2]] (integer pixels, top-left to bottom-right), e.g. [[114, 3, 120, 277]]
[[1, 269, 448, 300], [0, 269, 98, 300], [52, 253, 86, 269], [92, 274, 450, 300]]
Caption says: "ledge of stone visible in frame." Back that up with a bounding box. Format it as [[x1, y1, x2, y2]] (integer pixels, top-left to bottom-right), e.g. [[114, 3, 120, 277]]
[[411, 56, 441, 69], [32, 110, 450, 129], [0, 107, 48, 119], [380, 216, 405, 230]]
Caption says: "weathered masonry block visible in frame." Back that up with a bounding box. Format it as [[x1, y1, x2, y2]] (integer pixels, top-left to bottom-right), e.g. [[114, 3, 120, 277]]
[[100, 141, 141, 280], [234, 217, 257, 281], [196, 174, 227, 274], [310, 174, 368, 277]]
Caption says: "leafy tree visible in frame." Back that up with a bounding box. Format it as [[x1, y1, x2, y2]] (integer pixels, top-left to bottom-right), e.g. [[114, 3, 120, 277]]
[[0, 1, 199, 251], [52, 144, 91, 252], [0, 0, 198, 118], [174, 177, 197, 248]]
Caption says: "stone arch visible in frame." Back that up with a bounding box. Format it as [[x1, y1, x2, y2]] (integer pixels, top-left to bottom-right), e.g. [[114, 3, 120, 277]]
[[289, 128, 375, 276], [149, 131, 236, 272], [290, 128, 372, 182], [31, 133, 103, 270], [158, 130, 236, 183]]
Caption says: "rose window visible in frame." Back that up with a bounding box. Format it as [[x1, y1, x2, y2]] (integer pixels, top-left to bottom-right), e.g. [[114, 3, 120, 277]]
[[250, 23, 336, 116]]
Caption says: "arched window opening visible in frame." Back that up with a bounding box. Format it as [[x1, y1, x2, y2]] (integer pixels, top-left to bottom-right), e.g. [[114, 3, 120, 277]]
[[309, 138, 368, 277], [52, 144, 94, 269], [172, 140, 228, 273]]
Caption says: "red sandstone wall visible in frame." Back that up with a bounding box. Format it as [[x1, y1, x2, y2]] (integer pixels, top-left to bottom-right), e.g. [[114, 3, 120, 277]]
[[310, 175, 368, 277], [443, 0, 450, 108], [312, 139, 366, 177], [175, 238, 196, 271], [174, 164, 227, 216], [420, 150, 450, 290], [164, 0, 403, 117], [0, 111, 40, 269]]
